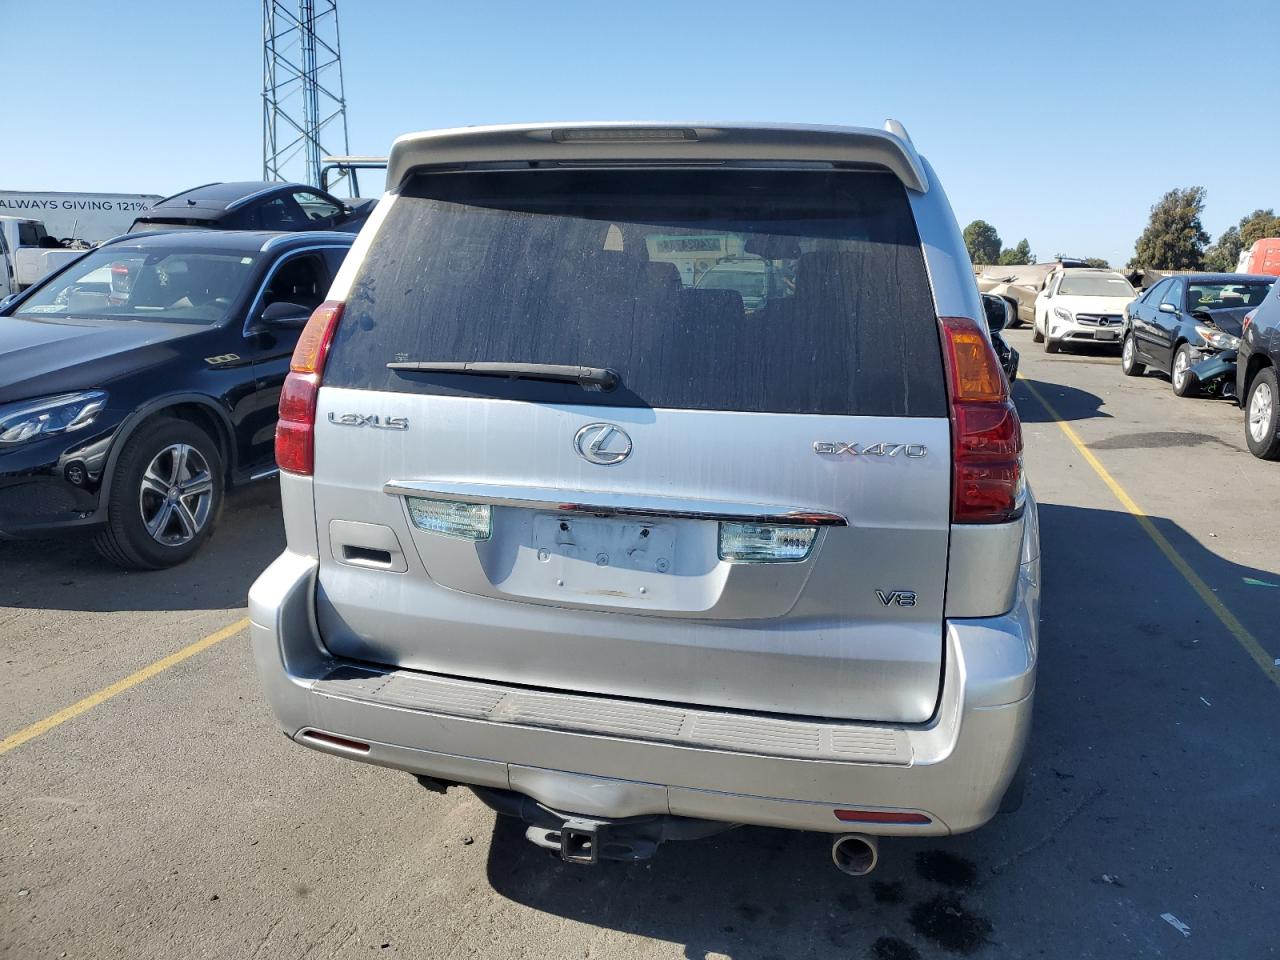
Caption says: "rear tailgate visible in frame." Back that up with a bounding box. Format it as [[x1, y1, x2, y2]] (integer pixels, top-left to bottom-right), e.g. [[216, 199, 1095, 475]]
[[311, 165, 951, 724]]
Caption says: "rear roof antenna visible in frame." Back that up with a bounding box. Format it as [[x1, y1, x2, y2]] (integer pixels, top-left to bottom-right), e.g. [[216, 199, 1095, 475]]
[[883, 119, 913, 145]]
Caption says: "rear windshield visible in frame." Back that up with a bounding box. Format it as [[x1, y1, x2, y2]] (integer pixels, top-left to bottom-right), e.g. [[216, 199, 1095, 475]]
[[128, 219, 215, 234], [325, 168, 946, 417], [1187, 281, 1272, 310]]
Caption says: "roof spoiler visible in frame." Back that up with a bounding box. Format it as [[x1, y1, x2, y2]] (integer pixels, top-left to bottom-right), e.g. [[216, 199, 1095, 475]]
[[384, 121, 929, 194]]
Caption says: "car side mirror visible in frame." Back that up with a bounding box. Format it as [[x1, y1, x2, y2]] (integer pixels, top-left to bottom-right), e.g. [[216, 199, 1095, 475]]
[[259, 300, 312, 328], [981, 294, 1011, 333], [1158, 302, 1179, 314]]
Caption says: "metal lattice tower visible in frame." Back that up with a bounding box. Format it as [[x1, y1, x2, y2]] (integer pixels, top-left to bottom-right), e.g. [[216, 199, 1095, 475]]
[[262, 0, 353, 191]]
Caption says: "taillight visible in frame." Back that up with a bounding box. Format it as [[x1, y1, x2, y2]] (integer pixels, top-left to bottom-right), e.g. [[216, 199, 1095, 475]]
[[1242, 309, 1255, 337], [276, 300, 344, 475], [939, 315, 1023, 524], [835, 809, 932, 825]]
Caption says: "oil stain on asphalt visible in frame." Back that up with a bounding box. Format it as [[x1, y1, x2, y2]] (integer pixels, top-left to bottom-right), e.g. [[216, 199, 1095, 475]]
[[908, 894, 994, 954], [914, 851, 977, 888], [871, 880, 907, 904], [872, 935, 923, 960], [1090, 430, 1233, 450]]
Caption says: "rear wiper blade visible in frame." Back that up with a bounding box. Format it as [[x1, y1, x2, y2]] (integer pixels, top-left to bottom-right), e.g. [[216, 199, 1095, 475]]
[[386, 360, 619, 390]]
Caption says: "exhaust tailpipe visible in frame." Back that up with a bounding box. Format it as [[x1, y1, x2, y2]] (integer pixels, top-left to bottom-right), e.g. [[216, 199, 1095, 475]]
[[831, 833, 879, 876]]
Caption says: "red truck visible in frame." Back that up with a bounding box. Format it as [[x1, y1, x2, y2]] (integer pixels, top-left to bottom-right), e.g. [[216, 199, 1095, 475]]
[[1237, 238, 1280, 276]]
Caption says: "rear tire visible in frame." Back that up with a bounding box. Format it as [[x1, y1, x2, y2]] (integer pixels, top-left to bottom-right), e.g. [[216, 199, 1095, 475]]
[[1245, 367, 1280, 460], [1171, 344, 1199, 397], [94, 417, 225, 570], [1121, 334, 1145, 376]]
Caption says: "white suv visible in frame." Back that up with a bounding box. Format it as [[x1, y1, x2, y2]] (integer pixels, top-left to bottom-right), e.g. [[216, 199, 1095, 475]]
[[1033, 268, 1137, 353], [250, 121, 1040, 874]]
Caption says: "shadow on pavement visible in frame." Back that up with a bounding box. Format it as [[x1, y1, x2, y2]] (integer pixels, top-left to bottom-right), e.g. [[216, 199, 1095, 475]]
[[1012, 377, 1110, 423], [0, 481, 284, 614], [482, 502, 1280, 959]]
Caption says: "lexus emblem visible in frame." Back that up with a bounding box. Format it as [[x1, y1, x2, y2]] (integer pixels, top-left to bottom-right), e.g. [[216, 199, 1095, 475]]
[[574, 423, 632, 465]]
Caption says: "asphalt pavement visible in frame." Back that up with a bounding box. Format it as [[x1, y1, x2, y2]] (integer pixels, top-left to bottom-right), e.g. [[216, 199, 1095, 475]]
[[2, 325, 1278, 960]]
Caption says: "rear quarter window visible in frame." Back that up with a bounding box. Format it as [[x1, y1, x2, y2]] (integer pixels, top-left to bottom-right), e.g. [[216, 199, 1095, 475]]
[[325, 167, 947, 417]]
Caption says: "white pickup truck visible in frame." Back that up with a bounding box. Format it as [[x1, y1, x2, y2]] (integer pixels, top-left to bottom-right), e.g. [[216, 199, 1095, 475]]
[[0, 226, 15, 301], [0, 190, 161, 292], [0, 216, 86, 292]]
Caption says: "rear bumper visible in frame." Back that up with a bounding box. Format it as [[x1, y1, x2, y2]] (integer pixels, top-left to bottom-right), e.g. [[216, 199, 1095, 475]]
[[250, 546, 1039, 837]]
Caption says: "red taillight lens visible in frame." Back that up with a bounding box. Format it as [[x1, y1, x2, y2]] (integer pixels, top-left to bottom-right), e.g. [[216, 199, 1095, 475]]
[[834, 809, 932, 825], [1243, 309, 1255, 337], [939, 316, 1023, 524], [275, 300, 344, 476], [275, 373, 319, 475]]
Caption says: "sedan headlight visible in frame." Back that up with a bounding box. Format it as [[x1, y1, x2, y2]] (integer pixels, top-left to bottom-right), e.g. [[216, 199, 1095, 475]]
[[1053, 307, 1074, 323], [1194, 325, 1240, 351], [0, 391, 108, 446]]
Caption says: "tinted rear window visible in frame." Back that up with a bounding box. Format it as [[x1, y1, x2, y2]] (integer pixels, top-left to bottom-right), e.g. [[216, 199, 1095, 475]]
[[325, 168, 946, 417]]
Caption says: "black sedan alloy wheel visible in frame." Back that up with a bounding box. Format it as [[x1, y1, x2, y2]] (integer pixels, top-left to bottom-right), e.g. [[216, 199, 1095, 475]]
[[95, 418, 225, 569]]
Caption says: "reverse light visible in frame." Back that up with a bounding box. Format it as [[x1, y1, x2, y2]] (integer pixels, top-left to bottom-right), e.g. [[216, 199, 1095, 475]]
[[276, 300, 344, 475], [1194, 325, 1240, 351], [406, 497, 492, 541], [939, 316, 1024, 524], [718, 522, 817, 563], [0, 391, 108, 446]]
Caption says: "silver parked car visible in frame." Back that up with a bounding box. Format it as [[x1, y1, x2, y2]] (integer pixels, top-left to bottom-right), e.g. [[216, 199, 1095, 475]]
[[250, 121, 1040, 874]]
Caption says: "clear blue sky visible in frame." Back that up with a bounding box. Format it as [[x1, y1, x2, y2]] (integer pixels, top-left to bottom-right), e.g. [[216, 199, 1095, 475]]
[[5, 0, 1277, 267]]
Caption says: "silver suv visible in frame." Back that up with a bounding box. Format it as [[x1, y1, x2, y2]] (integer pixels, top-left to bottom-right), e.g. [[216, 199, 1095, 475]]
[[250, 121, 1040, 874]]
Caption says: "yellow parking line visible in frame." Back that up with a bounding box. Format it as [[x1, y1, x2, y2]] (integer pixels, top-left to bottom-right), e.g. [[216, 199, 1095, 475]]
[[0, 617, 250, 756], [1022, 380, 1280, 692]]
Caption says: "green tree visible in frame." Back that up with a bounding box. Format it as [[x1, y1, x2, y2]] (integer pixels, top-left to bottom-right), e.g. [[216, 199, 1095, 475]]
[[1204, 226, 1241, 272], [1130, 187, 1209, 270], [963, 220, 1002, 265], [1239, 209, 1280, 249], [997, 238, 1034, 265], [1203, 210, 1280, 272]]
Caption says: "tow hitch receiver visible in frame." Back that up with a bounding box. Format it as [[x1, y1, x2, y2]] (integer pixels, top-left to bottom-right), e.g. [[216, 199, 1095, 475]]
[[559, 818, 600, 865], [472, 785, 734, 864]]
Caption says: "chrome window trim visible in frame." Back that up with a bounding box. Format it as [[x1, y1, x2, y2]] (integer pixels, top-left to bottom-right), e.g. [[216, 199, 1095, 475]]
[[383, 480, 848, 526], [240, 243, 351, 337], [260, 230, 354, 252]]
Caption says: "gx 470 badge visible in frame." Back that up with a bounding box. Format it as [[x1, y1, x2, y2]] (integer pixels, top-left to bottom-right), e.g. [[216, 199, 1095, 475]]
[[814, 442, 928, 458]]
